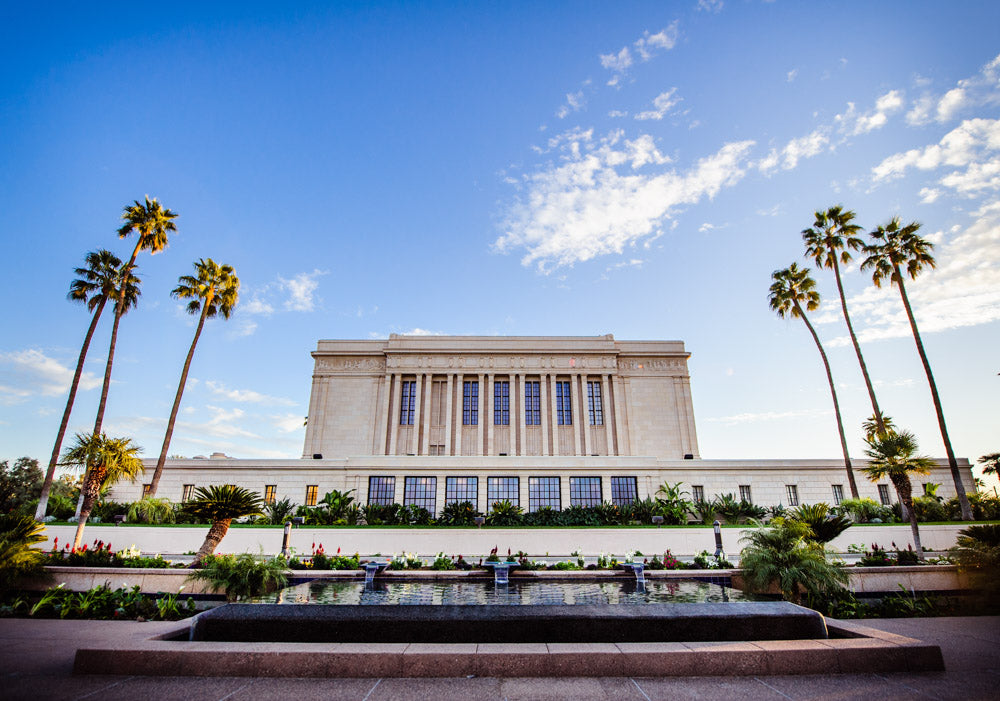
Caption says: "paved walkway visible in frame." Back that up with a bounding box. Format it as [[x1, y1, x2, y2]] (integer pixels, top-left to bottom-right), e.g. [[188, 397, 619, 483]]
[[0, 616, 997, 700]]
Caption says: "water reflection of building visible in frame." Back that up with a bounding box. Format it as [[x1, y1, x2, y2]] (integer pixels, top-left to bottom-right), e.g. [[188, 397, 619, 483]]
[[113, 335, 975, 513]]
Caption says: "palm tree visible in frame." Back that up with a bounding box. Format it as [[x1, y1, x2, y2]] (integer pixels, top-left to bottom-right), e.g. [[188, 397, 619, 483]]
[[60, 433, 143, 549], [35, 250, 123, 520], [89, 263, 142, 436], [862, 217, 973, 521], [862, 430, 934, 558], [769, 263, 860, 498], [862, 413, 896, 442], [0, 514, 48, 592], [802, 206, 887, 434], [147, 259, 240, 496], [182, 485, 264, 566], [89, 198, 176, 434], [979, 453, 1000, 480]]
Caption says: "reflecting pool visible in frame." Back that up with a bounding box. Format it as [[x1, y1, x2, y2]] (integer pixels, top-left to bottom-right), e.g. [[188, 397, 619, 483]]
[[255, 578, 752, 605]]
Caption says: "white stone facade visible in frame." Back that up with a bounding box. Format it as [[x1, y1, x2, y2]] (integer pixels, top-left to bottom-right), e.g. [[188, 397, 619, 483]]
[[112, 334, 977, 511]]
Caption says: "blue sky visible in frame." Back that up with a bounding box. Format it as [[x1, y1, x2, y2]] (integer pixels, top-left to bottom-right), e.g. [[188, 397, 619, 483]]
[[1, 2, 998, 488]]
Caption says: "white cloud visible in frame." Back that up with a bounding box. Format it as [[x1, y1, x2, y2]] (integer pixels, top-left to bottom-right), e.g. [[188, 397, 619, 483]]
[[635, 88, 681, 121], [279, 269, 326, 312], [870, 118, 1000, 194], [273, 413, 305, 433], [757, 129, 829, 173], [697, 0, 724, 13], [0, 349, 101, 400], [704, 408, 830, 426], [786, 69, 798, 83], [608, 110, 628, 118], [401, 328, 441, 336], [205, 380, 295, 406], [906, 52, 1000, 126], [828, 198, 1000, 344], [698, 222, 715, 233], [834, 90, 904, 136], [600, 23, 679, 85], [556, 90, 586, 119], [242, 298, 274, 315], [496, 128, 754, 272]]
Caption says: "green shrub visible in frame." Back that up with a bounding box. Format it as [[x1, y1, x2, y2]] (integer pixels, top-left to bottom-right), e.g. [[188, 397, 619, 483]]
[[25, 583, 195, 620], [912, 496, 948, 522], [187, 553, 288, 601], [0, 514, 48, 592], [836, 497, 891, 523], [857, 543, 894, 567], [522, 506, 561, 526], [126, 497, 176, 524], [437, 501, 481, 526], [789, 503, 853, 543], [691, 499, 717, 525], [401, 504, 434, 525], [262, 498, 296, 525], [362, 502, 403, 525], [485, 500, 523, 526], [431, 553, 455, 570], [953, 524, 1000, 595]]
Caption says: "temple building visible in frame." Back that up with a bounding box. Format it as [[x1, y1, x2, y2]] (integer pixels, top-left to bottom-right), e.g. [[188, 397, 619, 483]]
[[113, 334, 975, 513]]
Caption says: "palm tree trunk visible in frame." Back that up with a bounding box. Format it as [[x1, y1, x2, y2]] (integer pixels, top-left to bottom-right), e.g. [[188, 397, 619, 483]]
[[92, 304, 124, 436], [895, 270, 973, 521], [148, 306, 209, 496], [72, 466, 106, 550], [795, 300, 860, 498], [832, 260, 885, 433], [192, 518, 231, 566], [35, 300, 107, 520], [891, 474, 923, 559]]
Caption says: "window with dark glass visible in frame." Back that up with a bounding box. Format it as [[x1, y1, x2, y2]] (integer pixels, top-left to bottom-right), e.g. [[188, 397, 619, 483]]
[[832, 484, 844, 505], [610, 476, 638, 506], [525, 381, 541, 425], [264, 485, 277, 504], [570, 477, 602, 507], [404, 477, 437, 513], [368, 476, 396, 505], [305, 485, 319, 506], [446, 476, 478, 510], [141, 484, 151, 498], [555, 381, 572, 425], [181, 484, 195, 502], [739, 485, 752, 503], [587, 381, 604, 425], [529, 477, 561, 511], [691, 485, 705, 502], [878, 484, 891, 505], [785, 484, 799, 507], [494, 380, 509, 425], [487, 476, 519, 507], [463, 380, 479, 425], [399, 380, 416, 425]]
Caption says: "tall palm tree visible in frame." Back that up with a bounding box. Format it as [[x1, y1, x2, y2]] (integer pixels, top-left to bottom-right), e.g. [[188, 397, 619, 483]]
[[35, 250, 122, 519], [182, 485, 264, 566], [862, 413, 897, 441], [979, 453, 1000, 481], [769, 263, 860, 498], [60, 433, 143, 549], [91, 198, 177, 433], [147, 259, 240, 496], [802, 206, 887, 434], [862, 217, 973, 521], [862, 430, 934, 558], [89, 263, 142, 435]]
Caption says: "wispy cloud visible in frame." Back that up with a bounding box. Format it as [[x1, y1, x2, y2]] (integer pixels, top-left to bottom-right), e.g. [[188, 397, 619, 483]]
[[0, 349, 101, 402], [704, 408, 830, 426], [556, 90, 586, 119], [205, 380, 295, 406], [496, 128, 754, 272], [906, 52, 1000, 126], [601, 23, 679, 87], [697, 0, 724, 14], [835, 89, 905, 135], [635, 88, 681, 121], [279, 269, 326, 312]]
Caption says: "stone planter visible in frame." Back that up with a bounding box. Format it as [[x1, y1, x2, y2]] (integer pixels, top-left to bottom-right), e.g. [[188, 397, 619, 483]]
[[731, 564, 972, 594]]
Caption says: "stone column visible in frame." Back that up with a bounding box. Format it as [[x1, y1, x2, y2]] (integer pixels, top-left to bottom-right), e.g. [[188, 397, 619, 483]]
[[388, 374, 402, 456], [613, 375, 629, 455], [486, 373, 494, 456], [601, 374, 613, 456], [540, 373, 551, 456], [412, 373, 424, 455], [517, 373, 526, 456], [577, 374, 589, 456], [477, 372, 485, 456], [444, 374, 454, 456], [456, 374, 465, 456]]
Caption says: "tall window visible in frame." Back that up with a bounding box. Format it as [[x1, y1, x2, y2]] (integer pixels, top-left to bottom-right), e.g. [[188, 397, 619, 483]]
[[692, 485, 705, 502], [463, 380, 479, 425], [587, 381, 604, 425], [181, 484, 195, 502], [525, 381, 541, 425], [446, 477, 478, 510], [494, 380, 510, 425], [555, 381, 572, 425], [487, 476, 519, 507], [529, 477, 561, 511], [878, 484, 891, 506], [832, 484, 844, 505], [305, 485, 319, 506], [610, 477, 638, 506], [368, 476, 396, 505], [264, 485, 277, 504], [785, 485, 799, 507], [399, 380, 416, 425], [404, 477, 437, 513], [141, 484, 152, 498], [739, 485, 752, 503], [570, 477, 602, 507]]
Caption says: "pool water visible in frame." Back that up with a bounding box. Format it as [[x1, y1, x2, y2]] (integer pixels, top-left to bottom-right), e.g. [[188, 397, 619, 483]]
[[256, 578, 752, 605]]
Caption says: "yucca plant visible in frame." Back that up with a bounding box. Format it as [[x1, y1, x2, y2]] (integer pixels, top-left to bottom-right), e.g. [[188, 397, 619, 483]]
[[182, 485, 264, 566]]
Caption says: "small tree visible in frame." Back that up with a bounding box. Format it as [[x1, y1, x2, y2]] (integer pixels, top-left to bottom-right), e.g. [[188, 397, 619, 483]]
[[739, 518, 848, 605], [862, 430, 934, 558], [182, 485, 264, 567], [0, 458, 42, 515]]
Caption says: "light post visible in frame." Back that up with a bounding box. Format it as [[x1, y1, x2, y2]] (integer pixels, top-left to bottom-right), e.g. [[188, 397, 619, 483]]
[[281, 521, 292, 558], [713, 519, 724, 562]]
